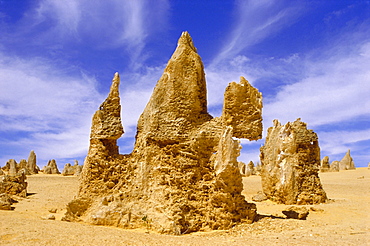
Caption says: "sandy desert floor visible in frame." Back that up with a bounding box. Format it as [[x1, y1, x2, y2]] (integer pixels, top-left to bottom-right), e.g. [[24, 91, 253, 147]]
[[0, 168, 369, 246]]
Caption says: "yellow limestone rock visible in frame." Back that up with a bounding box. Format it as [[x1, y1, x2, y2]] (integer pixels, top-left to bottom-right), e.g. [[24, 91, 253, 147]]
[[260, 119, 327, 205], [78, 72, 125, 196], [222, 77, 262, 140], [66, 32, 262, 234], [338, 149, 356, 170], [320, 156, 330, 172]]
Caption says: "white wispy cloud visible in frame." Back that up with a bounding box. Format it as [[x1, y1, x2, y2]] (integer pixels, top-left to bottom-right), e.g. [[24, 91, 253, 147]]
[[264, 41, 370, 127], [210, 0, 303, 66], [0, 0, 171, 168], [0, 53, 103, 167], [2, 0, 170, 64]]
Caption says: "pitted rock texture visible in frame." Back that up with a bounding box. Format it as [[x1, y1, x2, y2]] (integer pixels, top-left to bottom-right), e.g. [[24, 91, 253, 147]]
[[68, 32, 261, 234], [135, 31, 211, 148], [222, 77, 262, 140], [339, 149, 356, 170], [260, 119, 327, 205], [0, 173, 27, 197], [78, 72, 125, 196]]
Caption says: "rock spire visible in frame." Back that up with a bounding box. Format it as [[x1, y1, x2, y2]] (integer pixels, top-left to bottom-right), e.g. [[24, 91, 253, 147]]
[[339, 149, 355, 170], [78, 73, 124, 196], [135, 31, 211, 148], [66, 32, 262, 234], [260, 119, 327, 205]]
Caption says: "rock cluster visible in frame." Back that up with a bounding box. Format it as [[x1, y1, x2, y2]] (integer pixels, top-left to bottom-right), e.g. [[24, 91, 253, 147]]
[[42, 159, 60, 174], [1, 150, 40, 176], [62, 160, 82, 176], [260, 119, 327, 205], [323, 150, 356, 172], [66, 32, 263, 234]]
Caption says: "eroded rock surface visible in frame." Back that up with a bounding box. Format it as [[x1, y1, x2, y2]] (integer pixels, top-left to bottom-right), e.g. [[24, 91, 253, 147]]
[[320, 156, 330, 172], [43, 160, 60, 174], [282, 206, 309, 220], [2, 159, 18, 176], [221, 77, 262, 140], [27, 150, 39, 174], [66, 32, 262, 234], [1, 151, 40, 175], [339, 150, 356, 170], [0, 193, 14, 210], [330, 161, 340, 172], [260, 119, 327, 205], [0, 173, 27, 197], [62, 161, 83, 176]]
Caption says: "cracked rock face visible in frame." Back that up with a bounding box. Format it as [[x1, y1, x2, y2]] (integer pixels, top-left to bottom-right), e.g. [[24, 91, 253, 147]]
[[260, 119, 327, 205], [67, 32, 262, 234], [221, 77, 262, 140]]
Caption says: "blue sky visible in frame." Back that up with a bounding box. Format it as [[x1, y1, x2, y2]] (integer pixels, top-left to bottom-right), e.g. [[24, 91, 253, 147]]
[[0, 0, 369, 169]]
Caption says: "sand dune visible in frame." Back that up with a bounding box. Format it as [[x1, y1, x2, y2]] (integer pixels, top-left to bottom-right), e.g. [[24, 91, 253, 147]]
[[0, 168, 368, 245]]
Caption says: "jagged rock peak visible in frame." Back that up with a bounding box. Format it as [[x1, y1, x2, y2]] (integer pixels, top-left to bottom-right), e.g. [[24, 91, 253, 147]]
[[108, 72, 120, 98], [178, 31, 197, 52], [90, 73, 124, 140], [67, 32, 260, 234], [339, 149, 355, 170], [135, 32, 211, 144]]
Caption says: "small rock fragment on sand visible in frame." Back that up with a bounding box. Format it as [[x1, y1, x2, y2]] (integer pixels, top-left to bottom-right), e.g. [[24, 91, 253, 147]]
[[282, 206, 309, 220], [252, 191, 267, 202]]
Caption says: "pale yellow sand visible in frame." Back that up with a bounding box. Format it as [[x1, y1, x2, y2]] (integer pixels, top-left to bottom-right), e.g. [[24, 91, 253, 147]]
[[0, 168, 369, 245]]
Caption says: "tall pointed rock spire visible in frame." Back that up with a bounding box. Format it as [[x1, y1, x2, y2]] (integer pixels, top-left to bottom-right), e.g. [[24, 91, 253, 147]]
[[135, 31, 211, 145], [78, 73, 124, 196], [90, 72, 123, 140]]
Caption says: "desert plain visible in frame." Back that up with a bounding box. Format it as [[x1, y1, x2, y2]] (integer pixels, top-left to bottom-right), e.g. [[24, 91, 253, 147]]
[[0, 168, 368, 246]]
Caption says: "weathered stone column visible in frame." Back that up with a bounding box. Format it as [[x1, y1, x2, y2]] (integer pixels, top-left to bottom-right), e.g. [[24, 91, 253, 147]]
[[260, 119, 327, 204]]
